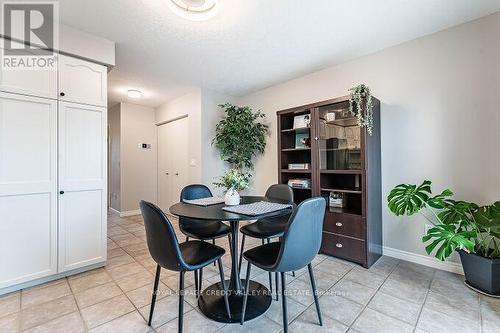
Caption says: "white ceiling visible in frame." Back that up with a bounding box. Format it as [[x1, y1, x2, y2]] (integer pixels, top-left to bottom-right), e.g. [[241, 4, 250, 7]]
[[59, 0, 500, 107]]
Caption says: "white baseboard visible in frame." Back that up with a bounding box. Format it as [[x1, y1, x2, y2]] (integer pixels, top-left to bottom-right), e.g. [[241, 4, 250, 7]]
[[0, 262, 105, 296], [119, 209, 141, 217], [383, 246, 464, 275], [108, 208, 141, 218]]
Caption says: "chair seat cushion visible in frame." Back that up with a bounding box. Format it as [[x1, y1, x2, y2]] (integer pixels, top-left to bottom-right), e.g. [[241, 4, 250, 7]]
[[243, 242, 281, 270], [240, 215, 289, 239], [179, 240, 225, 270], [180, 220, 231, 239]]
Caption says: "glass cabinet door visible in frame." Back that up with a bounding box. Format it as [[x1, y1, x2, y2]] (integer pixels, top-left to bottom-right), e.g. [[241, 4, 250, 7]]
[[317, 104, 362, 170]]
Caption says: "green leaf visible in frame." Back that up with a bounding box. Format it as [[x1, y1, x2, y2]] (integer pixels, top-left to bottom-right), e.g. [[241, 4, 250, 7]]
[[438, 200, 477, 225], [427, 189, 453, 209], [421, 225, 476, 261], [387, 180, 432, 216], [212, 103, 270, 170]]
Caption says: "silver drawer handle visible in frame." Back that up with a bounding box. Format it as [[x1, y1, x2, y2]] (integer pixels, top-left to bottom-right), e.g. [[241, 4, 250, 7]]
[[336, 243, 343, 248], [335, 222, 343, 227]]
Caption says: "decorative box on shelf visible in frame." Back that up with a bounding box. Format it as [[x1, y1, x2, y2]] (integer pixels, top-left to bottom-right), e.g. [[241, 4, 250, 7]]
[[329, 192, 346, 208], [293, 114, 311, 129], [288, 163, 310, 170]]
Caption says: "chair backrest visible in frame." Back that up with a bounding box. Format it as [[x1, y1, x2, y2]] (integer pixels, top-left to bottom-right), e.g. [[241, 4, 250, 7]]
[[265, 184, 294, 204], [179, 184, 213, 228], [180, 184, 213, 201], [273, 197, 326, 272], [140, 200, 186, 271]]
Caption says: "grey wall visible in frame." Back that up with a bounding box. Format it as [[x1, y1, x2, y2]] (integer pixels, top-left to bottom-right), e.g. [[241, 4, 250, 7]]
[[236, 13, 500, 267], [107, 102, 157, 213], [108, 104, 121, 211]]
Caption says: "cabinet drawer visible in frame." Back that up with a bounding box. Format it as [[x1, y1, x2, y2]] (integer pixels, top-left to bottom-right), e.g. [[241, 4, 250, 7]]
[[323, 212, 365, 239], [321, 232, 366, 264]]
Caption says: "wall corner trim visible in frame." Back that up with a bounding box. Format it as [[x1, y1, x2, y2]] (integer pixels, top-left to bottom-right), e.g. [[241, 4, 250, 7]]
[[383, 246, 464, 275]]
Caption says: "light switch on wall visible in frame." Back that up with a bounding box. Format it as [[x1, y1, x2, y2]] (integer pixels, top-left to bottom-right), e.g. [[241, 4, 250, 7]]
[[190, 159, 196, 167]]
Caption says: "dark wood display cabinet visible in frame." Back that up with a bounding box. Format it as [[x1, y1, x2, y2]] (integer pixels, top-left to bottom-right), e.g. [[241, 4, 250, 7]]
[[277, 95, 382, 268]]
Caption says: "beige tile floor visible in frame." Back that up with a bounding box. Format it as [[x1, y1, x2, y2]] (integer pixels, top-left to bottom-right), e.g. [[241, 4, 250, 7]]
[[1, 212, 499, 333]]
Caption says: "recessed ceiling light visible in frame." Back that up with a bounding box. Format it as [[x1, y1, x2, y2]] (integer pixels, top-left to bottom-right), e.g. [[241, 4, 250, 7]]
[[127, 89, 142, 99], [168, 0, 218, 21]]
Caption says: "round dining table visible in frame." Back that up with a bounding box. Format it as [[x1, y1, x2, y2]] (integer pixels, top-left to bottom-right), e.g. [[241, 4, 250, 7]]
[[169, 195, 293, 323]]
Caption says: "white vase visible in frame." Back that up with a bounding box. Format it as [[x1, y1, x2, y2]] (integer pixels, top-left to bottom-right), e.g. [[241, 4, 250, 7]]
[[225, 188, 240, 206]]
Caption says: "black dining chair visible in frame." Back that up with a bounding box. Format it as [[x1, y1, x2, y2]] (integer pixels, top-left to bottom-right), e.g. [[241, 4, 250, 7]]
[[238, 184, 295, 298], [179, 184, 232, 293], [240, 197, 326, 333], [140, 200, 231, 332]]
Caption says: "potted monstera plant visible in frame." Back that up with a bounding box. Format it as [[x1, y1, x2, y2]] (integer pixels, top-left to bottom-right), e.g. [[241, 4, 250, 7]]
[[387, 180, 500, 296]]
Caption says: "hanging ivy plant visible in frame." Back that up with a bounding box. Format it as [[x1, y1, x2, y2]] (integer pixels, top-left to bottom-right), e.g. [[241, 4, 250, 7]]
[[212, 103, 270, 170], [348, 84, 374, 135]]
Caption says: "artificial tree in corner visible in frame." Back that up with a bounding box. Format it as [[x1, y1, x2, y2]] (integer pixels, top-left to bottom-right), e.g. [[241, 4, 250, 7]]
[[212, 103, 269, 205], [387, 180, 500, 296]]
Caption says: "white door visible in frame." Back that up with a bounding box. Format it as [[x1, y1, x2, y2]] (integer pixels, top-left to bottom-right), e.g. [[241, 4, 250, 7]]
[[58, 55, 107, 107], [58, 102, 107, 272], [0, 92, 57, 288], [157, 117, 189, 211], [0, 39, 58, 99], [171, 118, 189, 204]]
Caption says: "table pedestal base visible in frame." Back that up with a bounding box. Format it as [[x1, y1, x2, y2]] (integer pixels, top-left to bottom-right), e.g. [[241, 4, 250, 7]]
[[198, 279, 272, 323]]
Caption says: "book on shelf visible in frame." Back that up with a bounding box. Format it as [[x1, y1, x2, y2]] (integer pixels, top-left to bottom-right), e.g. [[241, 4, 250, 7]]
[[288, 163, 310, 170], [287, 178, 311, 189]]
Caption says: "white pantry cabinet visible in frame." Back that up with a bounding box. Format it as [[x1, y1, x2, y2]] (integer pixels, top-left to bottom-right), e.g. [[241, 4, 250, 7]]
[[58, 102, 107, 272], [0, 40, 58, 99], [0, 92, 58, 289], [58, 54, 107, 107], [0, 54, 108, 294]]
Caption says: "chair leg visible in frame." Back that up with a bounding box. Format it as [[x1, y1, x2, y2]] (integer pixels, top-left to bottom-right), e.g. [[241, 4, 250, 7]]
[[292, 271, 295, 277], [275, 272, 279, 301], [194, 270, 199, 298], [217, 259, 231, 319], [238, 234, 245, 271], [240, 261, 252, 325], [199, 267, 203, 291], [308, 263, 323, 326], [281, 272, 288, 333], [148, 264, 161, 326], [228, 234, 233, 257], [266, 238, 272, 295], [178, 271, 185, 333], [212, 239, 216, 266]]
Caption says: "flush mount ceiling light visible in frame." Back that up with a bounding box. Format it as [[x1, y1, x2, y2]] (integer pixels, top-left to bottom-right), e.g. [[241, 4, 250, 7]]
[[127, 89, 142, 99], [167, 0, 218, 21]]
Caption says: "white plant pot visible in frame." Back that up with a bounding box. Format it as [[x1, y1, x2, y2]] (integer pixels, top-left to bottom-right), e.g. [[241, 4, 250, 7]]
[[225, 189, 240, 206]]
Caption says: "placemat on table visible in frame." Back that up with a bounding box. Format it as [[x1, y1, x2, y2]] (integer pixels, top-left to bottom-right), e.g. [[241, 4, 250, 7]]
[[222, 201, 292, 216], [183, 197, 225, 206]]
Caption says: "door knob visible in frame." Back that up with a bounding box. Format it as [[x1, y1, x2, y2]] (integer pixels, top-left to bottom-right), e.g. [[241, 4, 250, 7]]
[[165, 172, 169, 175], [60, 92, 65, 97], [175, 173, 179, 176], [59, 191, 65, 195], [335, 243, 343, 248], [335, 222, 343, 227]]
